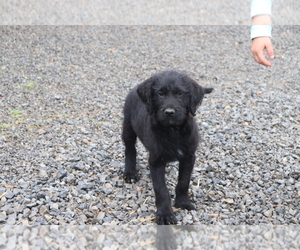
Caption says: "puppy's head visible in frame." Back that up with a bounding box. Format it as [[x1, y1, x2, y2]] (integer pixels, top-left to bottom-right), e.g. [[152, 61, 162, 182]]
[[137, 71, 212, 126]]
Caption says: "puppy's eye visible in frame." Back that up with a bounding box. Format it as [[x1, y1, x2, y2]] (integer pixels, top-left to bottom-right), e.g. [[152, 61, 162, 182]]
[[177, 90, 183, 96], [158, 91, 164, 96]]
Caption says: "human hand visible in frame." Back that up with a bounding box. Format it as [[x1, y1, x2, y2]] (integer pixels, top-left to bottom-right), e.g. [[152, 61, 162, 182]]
[[251, 36, 274, 66], [251, 15, 274, 66]]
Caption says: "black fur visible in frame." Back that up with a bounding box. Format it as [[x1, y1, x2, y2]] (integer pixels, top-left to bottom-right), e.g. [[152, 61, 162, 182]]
[[122, 71, 213, 225]]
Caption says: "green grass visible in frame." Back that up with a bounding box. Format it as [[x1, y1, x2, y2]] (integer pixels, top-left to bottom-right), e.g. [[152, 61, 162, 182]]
[[0, 124, 12, 129], [11, 109, 22, 116], [24, 82, 37, 89]]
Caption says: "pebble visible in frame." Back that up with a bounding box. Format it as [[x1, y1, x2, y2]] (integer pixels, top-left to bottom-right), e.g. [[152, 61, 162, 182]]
[[5, 192, 15, 200], [50, 203, 59, 211], [39, 205, 49, 215], [263, 209, 274, 218], [57, 170, 68, 180], [0, 213, 6, 224]]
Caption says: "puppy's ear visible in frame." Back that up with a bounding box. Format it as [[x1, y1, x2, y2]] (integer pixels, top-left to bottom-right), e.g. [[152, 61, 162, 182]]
[[137, 77, 154, 114], [183, 76, 205, 116]]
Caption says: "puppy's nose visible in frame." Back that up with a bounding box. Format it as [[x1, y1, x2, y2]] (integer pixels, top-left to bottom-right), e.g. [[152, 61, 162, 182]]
[[164, 108, 175, 116]]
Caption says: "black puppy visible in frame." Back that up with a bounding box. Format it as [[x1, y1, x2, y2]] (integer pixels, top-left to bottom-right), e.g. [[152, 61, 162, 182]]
[[122, 71, 213, 225]]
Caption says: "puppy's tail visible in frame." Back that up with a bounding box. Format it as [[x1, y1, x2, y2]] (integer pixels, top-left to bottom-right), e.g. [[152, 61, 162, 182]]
[[204, 88, 214, 94]]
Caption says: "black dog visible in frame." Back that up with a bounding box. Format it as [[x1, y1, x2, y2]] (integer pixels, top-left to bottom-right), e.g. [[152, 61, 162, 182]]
[[122, 71, 213, 225]]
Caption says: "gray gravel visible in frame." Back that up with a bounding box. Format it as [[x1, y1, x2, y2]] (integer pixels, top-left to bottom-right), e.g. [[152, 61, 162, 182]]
[[0, 225, 300, 249], [1, 0, 299, 25], [0, 25, 299, 248]]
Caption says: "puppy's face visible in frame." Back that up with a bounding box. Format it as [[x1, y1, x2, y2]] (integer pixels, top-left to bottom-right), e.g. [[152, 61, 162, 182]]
[[151, 77, 190, 126], [137, 71, 207, 127]]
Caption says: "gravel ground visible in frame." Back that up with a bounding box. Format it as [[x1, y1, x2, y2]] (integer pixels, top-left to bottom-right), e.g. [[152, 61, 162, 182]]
[[1, 0, 299, 25], [0, 25, 299, 248]]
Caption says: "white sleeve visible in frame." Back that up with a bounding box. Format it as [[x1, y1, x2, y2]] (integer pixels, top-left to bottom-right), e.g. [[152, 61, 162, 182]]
[[251, 0, 273, 17], [251, 0, 273, 39], [251, 25, 272, 39]]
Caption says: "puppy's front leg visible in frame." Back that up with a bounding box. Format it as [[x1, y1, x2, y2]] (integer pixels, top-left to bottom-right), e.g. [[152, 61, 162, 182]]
[[175, 155, 196, 211], [122, 125, 139, 183], [149, 156, 177, 225]]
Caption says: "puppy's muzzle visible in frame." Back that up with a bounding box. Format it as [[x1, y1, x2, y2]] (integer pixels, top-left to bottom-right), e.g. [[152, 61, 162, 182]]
[[164, 108, 176, 117]]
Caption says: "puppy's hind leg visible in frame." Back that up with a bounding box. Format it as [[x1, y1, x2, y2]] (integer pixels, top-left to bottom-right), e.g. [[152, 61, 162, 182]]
[[122, 120, 139, 183]]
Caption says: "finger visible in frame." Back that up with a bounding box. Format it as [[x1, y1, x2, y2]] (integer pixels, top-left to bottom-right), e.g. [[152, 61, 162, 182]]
[[266, 44, 274, 59], [255, 50, 272, 66]]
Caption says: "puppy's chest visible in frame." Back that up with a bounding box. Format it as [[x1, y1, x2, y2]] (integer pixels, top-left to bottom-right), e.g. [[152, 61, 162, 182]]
[[156, 128, 187, 159]]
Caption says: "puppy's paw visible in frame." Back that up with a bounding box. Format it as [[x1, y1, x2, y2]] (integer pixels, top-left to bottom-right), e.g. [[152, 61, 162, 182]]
[[156, 212, 177, 225], [174, 200, 196, 211], [123, 172, 139, 183]]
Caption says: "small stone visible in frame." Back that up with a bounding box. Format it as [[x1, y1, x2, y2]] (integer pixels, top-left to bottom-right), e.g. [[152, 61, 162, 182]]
[[50, 203, 59, 211], [39, 205, 49, 215], [77, 204, 87, 210], [23, 198, 32, 205], [275, 205, 285, 214], [85, 212, 94, 218], [39, 169, 48, 178], [44, 214, 52, 222], [0, 205, 14, 215], [205, 165, 214, 172], [77, 181, 93, 191], [224, 198, 234, 204], [36, 193, 46, 200], [13, 189, 22, 195], [68, 157, 81, 162], [100, 188, 112, 195], [202, 213, 211, 221], [219, 180, 227, 186], [5, 192, 15, 199], [23, 208, 31, 218], [26, 202, 38, 208], [65, 174, 76, 184], [263, 209, 273, 217], [6, 214, 16, 224], [271, 197, 282, 205], [37, 129, 47, 135], [0, 213, 6, 224], [263, 230, 273, 240], [80, 127, 89, 134], [70, 162, 83, 171], [0, 188, 6, 195], [57, 170, 68, 180]]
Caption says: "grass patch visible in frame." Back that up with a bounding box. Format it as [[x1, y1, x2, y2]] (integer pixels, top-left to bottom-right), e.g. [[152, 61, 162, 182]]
[[24, 82, 37, 89], [0, 124, 12, 129], [11, 109, 22, 116]]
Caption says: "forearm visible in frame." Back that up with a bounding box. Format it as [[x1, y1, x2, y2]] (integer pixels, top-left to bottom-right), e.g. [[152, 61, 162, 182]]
[[252, 15, 272, 25]]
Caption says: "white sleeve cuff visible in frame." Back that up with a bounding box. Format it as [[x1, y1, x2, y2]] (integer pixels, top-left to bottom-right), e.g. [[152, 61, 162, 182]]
[[251, 0, 273, 17], [251, 25, 272, 39]]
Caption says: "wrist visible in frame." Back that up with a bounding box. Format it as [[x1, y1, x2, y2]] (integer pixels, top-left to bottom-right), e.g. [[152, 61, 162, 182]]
[[252, 15, 272, 25]]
